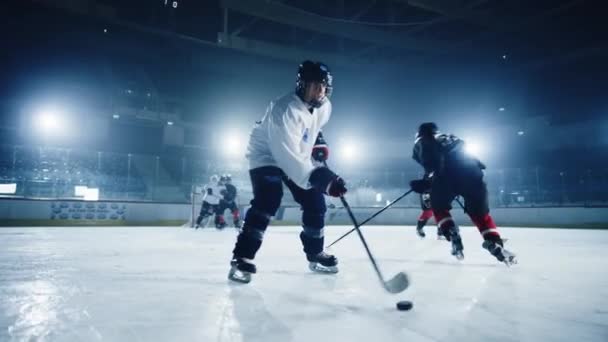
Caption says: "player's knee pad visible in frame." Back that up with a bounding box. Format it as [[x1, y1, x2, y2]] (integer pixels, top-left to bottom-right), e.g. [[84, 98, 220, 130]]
[[302, 211, 325, 232], [242, 208, 272, 240], [300, 190, 326, 229], [233, 230, 263, 259]]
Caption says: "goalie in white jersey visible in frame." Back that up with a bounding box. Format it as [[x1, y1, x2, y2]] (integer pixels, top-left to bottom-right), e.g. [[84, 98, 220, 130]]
[[228, 61, 347, 283]]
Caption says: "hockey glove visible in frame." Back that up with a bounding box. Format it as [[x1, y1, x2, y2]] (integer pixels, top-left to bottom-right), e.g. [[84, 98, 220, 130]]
[[327, 177, 347, 197], [312, 132, 329, 162], [410, 179, 432, 194], [309, 167, 347, 197]]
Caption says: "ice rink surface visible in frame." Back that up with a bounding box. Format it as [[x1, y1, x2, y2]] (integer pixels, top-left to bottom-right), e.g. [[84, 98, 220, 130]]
[[1, 225, 607, 342]]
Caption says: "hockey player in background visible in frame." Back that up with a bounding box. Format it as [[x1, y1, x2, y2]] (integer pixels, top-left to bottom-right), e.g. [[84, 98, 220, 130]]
[[216, 174, 242, 229], [228, 60, 347, 283], [195, 174, 222, 229], [415, 190, 437, 239], [410, 122, 517, 265]]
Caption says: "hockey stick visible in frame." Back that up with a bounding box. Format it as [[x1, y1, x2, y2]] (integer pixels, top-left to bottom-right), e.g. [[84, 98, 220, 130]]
[[337, 191, 409, 293], [455, 197, 466, 212], [326, 188, 414, 248], [324, 162, 409, 293]]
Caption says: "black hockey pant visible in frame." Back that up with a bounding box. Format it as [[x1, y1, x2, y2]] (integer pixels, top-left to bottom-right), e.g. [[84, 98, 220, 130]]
[[232, 166, 327, 260]]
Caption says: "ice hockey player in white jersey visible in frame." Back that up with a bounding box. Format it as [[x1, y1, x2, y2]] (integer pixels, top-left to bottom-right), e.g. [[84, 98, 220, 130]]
[[195, 174, 223, 229], [228, 60, 347, 283]]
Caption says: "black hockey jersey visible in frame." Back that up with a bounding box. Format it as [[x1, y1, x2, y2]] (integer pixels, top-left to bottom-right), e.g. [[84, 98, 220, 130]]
[[412, 133, 481, 175], [222, 183, 238, 202]]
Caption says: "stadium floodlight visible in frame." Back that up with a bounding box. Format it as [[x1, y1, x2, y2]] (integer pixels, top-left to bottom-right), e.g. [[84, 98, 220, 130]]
[[167, 121, 174, 126], [463, 138, 484, 158], [35, 108, 64, 136], [223, 131, 246, 158], [518, 131, 525, 136], [338, 140, 358, 163], [112, 114, 120, 119]]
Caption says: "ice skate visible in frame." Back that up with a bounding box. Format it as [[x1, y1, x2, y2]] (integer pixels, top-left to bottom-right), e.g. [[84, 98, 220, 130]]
[[482, 240, 517, 266], [416, 221, 426, 238], [228, 258, 257, 283], [441, 225, 464, 260], [307, 251, 338, 274]]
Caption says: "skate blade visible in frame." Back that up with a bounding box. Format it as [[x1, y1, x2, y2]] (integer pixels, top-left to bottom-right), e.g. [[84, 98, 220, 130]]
[[308, 262, 338, 274], [228, 267, 252, 284], [503, 255, 518, 266], [452, 251, 465, 260], [383, 272, 409, 294]]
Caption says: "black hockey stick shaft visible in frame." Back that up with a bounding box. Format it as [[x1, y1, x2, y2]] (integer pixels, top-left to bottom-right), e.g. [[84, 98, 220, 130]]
[[326, 188, 414, 248], [338, 192, 391, 288], [455, 197, 466, 212], [322, 162, 408, 293], [324, 161, 386, 282]]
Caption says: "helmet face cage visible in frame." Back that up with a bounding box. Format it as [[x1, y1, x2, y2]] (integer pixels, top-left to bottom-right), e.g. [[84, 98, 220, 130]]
[[296, 61, 333, 107], [210, 174, 219, 183]]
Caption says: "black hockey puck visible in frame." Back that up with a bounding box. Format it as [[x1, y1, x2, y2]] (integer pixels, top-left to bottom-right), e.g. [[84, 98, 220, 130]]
[[396, 300, 414, 311]]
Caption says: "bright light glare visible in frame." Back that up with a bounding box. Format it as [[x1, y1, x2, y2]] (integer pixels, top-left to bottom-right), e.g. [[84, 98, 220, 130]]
[[38, 111, 59, 131], [36, 110, 62, 134], [464, 139, 484, 158], [224, 132, 245, 158], [339, 141, 358, 163]]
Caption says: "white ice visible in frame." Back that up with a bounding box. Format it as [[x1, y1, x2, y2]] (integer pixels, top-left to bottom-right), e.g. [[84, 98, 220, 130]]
[[1, 226, 607, 342]]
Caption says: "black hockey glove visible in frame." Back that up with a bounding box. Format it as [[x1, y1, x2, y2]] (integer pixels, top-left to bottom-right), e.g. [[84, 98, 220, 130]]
[[309, 167, 347, 197], [410, 179, 432, 194], [327, 177, 347, 197]]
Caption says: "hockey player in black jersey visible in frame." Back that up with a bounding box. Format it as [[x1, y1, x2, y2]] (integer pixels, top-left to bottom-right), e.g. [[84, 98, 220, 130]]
[[216, 174, 242, 229], [410, 122, 516, 265], [415, 190, 438, 239]]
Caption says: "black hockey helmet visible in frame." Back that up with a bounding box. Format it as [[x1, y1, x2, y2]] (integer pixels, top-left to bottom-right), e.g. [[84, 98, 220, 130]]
[[417, 122, 438, 138], [296, 60, 333, 104], [220, 174, 232, 183]]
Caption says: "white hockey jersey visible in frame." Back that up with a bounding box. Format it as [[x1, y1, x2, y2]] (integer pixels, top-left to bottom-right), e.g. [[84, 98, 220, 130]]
[[246, 93, 331, 189], [202, 183, 224, 205]]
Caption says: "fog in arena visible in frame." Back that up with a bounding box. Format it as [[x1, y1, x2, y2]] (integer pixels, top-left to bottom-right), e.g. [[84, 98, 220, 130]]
[[1, 1, 607, 342]]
